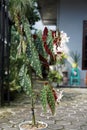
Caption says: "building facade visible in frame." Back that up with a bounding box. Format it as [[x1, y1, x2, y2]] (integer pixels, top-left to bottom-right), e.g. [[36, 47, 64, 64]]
[[38, 0, 87, 84]]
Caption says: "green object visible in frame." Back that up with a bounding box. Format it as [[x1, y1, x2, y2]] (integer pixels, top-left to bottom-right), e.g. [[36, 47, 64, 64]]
[[41, 84, 55, 115], [48, 70, 63, 84], [70, 68, 80, 85], [71, 51, 80, 67]]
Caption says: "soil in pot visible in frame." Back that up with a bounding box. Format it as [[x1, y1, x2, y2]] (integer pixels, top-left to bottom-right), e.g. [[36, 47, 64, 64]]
[[19, 121, 48, 130]]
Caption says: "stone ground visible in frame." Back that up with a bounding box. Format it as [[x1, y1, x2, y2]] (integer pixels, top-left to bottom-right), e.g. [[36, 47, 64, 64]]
[[0, 79, 87, 130]]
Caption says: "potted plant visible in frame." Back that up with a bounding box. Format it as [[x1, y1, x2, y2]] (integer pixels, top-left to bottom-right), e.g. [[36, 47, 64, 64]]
[[70, 51, 80, 85], [9, 1, 62, 129], [8, 0, 69, 129], [71, 51, 80, 68], [48, 70, 63, 87], [17, 25, 60, 129]]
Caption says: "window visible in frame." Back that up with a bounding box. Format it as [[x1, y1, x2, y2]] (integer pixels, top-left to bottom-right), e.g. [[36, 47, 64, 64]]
[[82, 20, 87, 70]]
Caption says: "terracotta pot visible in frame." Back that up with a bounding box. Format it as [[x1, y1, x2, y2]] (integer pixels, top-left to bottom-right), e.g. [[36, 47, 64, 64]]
[[19, 121, 48, 130]]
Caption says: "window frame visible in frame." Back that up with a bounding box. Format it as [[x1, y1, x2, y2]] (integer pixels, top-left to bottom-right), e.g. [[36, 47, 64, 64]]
[[82, 20, 87, 70]]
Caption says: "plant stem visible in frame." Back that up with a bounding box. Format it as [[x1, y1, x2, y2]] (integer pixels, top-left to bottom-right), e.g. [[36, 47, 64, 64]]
[[31, 98, 36, 126], [30, 66, 36, 126]]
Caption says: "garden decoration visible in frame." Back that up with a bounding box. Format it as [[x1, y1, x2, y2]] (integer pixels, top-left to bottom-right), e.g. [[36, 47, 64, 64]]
[[70, 51, 80, 85], [70, 67, 80, 85]]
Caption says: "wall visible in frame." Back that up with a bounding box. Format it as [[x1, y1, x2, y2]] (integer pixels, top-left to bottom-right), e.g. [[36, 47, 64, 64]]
[[57, 0, 87, 82]]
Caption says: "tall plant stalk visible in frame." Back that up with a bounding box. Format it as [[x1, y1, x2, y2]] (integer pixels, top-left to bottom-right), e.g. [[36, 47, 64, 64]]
[[31, 97, 36, 125], [29, 65, 36, 126]]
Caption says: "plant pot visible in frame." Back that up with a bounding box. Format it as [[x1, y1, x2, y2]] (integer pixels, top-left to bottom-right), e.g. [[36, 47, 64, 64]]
[[51, 82, 57, 87], [19, 120, 48, 130]]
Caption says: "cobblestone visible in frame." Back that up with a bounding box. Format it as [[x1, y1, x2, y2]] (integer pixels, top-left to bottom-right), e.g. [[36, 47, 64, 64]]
[[0, 83, 87, 130]]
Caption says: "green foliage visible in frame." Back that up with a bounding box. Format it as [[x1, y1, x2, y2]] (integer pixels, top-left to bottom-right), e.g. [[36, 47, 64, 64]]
[[34, 30, 47, 58], [46, 31, 54, 53], [56, 53, 67, 65], [9, 0, 58, 125], [22, 19, 42, 77], [27, 43, 42, 77], [41, 84, 56, 115], [19, 64, 33, 96], [26, 5, 40, 28], [9, 0, 40, 27], [47, 85, 55, 115], [9, 0, 32, 20], [48, 70, 63, 84], [9, 26, 23, 91], [40, 85, 47, 113], [71, 51, 80, 64]]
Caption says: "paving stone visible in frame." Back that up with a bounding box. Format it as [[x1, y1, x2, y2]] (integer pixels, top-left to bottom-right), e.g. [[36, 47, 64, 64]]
[[0, 86, 87, 130], [81, 125, 87, 130], [48, 124, 64, 130], [64, 124, 81, 130]]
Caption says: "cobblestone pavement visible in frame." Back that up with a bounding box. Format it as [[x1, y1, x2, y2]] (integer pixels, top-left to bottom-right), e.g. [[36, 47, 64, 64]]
[[0, 80, 87, 130]]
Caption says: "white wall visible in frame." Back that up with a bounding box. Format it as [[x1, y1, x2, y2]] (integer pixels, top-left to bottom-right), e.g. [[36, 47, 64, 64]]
[[57, 0, 87, 81]]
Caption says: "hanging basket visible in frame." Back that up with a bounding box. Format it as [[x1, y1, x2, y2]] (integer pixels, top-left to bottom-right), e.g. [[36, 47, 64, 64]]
[[19, 120, 48, 130]]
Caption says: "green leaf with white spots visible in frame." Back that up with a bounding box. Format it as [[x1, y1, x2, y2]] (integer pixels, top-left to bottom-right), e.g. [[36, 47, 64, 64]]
[[40, 85, 48, 113], [47, 31, 54, 53], [34, 30, 47, 58], [19, 64, 32, 96], [22, 19, 42, 78]]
